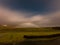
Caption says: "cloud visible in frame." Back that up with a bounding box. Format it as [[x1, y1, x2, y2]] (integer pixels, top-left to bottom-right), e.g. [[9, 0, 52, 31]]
[[0, 5, 60, 27], [16, 23, 39, 28], [0, 5, 29, 24], [47, 0, 60, 12], [31, 12, 60, 27]]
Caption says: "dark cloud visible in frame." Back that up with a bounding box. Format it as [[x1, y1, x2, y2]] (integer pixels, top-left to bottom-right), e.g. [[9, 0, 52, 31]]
[[0, 6, 60, 27], [0, 0, 51, 13], [46, 0, 60, 12], [0, 0, 60, 27]]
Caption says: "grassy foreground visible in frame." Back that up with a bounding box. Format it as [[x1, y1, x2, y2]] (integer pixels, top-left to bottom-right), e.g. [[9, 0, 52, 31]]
[[0, 27, 60, 43]]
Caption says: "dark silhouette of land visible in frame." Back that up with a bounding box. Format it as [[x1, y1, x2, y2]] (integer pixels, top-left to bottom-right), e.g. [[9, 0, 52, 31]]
[[24, 34, 60, 39]]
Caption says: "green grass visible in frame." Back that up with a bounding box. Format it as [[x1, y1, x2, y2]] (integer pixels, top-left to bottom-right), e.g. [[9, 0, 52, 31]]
[[0, 27, 60, 43], [0, 31, 60, 43]]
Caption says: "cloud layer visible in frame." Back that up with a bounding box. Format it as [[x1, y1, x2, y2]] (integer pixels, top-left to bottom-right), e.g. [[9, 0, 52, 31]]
[[0, 5, 60, 27]]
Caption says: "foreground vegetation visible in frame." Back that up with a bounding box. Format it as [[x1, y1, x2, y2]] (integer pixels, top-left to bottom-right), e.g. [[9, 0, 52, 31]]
[[1, 32, 60, 43], [0, 27, 60, 45]]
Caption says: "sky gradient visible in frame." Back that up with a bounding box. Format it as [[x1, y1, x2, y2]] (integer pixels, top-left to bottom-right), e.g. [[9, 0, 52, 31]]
[[0, 0, 60, 27]]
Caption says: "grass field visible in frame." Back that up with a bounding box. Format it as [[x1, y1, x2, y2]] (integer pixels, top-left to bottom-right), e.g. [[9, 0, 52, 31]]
[[0, 27, 60, 45]]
